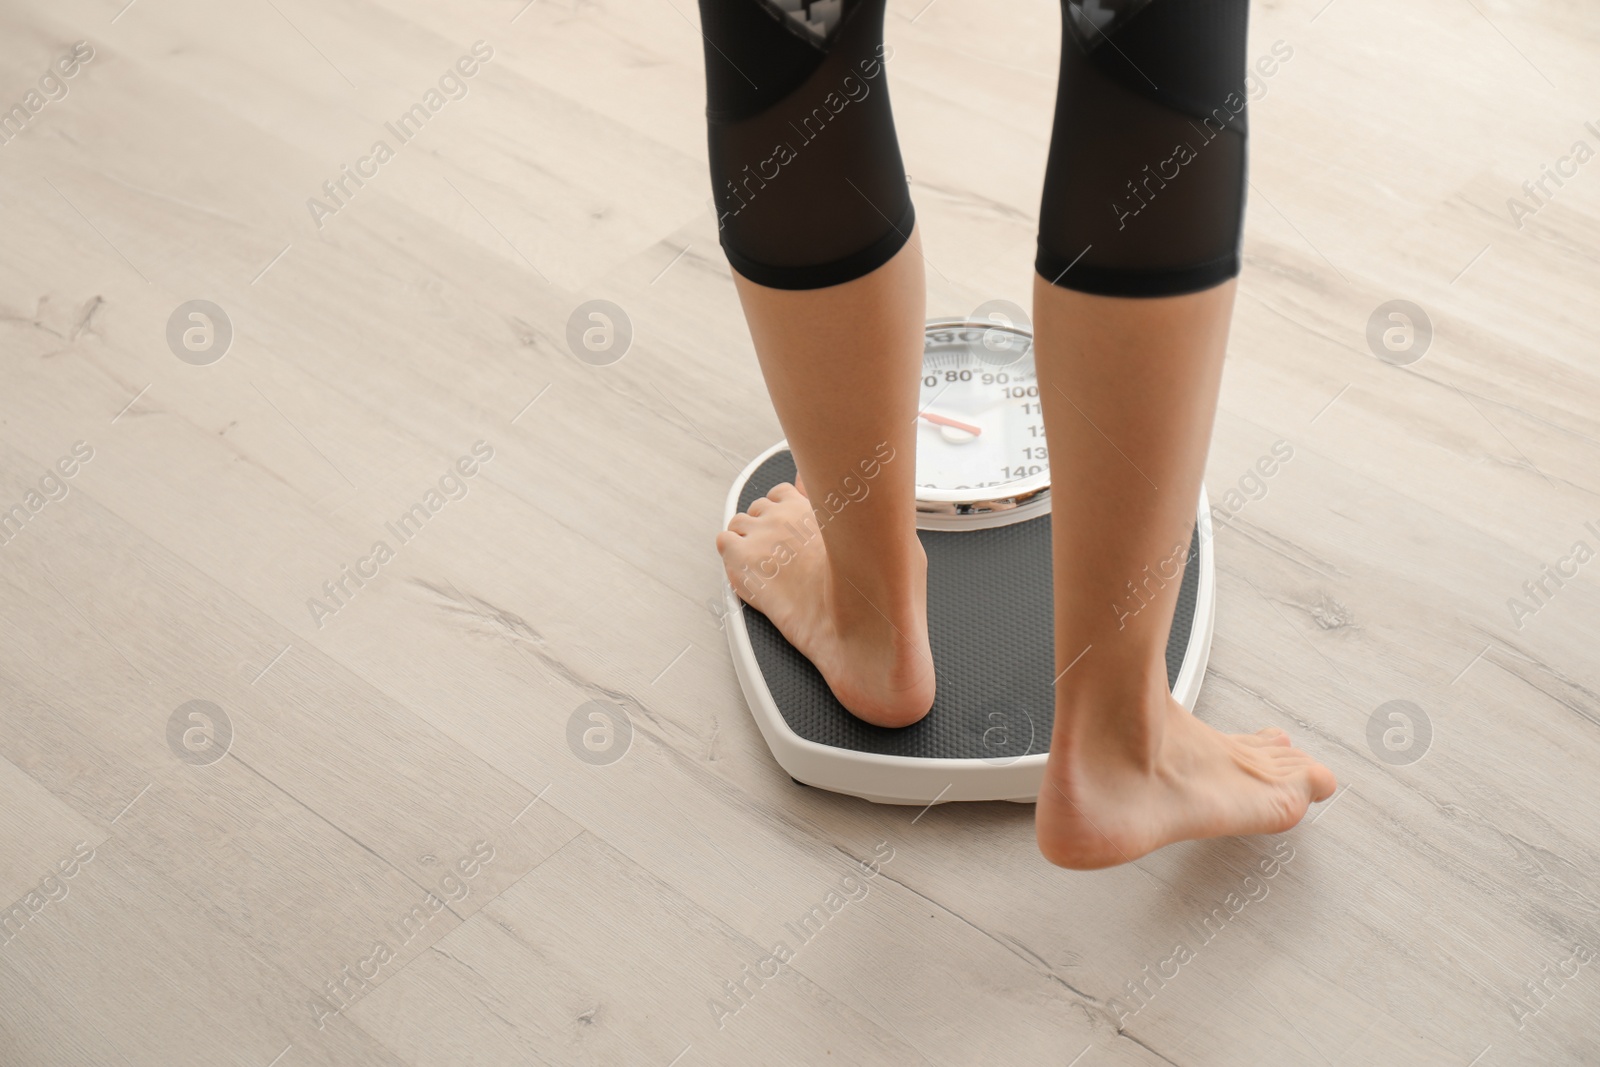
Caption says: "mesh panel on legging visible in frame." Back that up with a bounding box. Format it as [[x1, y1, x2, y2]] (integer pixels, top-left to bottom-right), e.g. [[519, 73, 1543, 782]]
[[698, 0, 913, 290], [1036, 0, 1251, 296]]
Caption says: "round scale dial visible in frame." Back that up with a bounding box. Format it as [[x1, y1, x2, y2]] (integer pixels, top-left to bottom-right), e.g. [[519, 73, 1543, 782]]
[[916, 319, 1050, 523]]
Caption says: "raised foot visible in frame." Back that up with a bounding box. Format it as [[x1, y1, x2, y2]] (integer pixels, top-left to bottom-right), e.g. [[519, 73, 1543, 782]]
[[1037, 698, 1337, 869], [717, 482, 934, 728]]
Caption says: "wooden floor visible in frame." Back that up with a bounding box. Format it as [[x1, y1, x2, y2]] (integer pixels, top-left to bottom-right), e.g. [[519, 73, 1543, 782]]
[[3, 0, 1599, 1063]]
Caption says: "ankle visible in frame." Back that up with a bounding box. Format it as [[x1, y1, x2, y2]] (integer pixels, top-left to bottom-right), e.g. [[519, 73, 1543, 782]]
[[1051, 664, 1172, 772], [824, 539, 926, 625]]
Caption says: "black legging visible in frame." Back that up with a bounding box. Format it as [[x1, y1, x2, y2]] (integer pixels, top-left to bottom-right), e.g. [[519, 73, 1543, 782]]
[[696, 0, 1249, 296]]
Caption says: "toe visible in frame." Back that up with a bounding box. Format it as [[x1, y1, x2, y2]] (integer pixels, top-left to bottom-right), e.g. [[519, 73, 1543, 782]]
[[728, 513, 755, 535], [1279, 748, 1337, 802], [771, 482, 801, 501], [1307, 763, 1338, 802]]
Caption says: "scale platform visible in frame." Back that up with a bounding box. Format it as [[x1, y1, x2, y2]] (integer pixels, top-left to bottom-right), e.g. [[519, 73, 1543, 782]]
[[723, 441, 1216, 806]]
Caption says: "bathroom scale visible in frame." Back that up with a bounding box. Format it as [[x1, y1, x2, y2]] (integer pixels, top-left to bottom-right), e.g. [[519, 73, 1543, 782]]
[[722, 318, 1216, 805]]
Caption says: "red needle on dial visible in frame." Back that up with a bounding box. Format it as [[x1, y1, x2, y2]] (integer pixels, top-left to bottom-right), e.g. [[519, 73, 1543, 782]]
[[919, 411, 983, 436]]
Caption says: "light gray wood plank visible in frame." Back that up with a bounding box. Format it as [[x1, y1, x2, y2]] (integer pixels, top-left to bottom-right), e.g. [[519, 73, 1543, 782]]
[[2, 0, 1599, 1063]]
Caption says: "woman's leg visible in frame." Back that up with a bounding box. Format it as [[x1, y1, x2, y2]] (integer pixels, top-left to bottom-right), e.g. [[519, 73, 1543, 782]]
[[1032, 0, 1335, 867], [698, 0, 934, 725], [720, 235, 933, 728]]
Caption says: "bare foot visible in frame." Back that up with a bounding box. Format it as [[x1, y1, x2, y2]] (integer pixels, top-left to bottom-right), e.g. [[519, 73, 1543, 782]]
[[1037, 693, 1337, 869], [717, 482, 934, 727]]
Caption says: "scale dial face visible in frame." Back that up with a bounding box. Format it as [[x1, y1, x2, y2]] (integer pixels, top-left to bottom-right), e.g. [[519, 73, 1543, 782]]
[[916, 320, 1049, 509]]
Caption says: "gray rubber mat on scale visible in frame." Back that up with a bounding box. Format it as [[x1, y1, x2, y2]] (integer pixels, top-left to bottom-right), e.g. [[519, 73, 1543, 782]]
[[736, 450, 1199, 759]]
